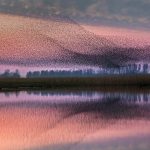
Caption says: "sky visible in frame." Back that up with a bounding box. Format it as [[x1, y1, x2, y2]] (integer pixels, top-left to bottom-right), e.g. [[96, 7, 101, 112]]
[[0, 0, 150, 29], [0, 0, 150, 74]]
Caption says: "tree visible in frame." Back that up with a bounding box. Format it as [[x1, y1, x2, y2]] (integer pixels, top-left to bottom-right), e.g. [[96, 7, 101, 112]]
[[143, 64, 149, 74], [13, 69, 20, 78]]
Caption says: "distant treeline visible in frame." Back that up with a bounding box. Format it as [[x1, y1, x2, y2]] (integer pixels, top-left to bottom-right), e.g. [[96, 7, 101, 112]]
[[0, 63, 149, 78], [0, 70, 20, 78], [26, 64, 150, 78], [26, 69, 96, 78]]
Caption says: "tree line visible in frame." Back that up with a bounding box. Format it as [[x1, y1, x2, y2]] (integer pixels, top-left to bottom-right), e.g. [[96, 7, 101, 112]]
[[26, 64, 149, 78], [0, 63, 149, 78], [0, 70, 20, 78]]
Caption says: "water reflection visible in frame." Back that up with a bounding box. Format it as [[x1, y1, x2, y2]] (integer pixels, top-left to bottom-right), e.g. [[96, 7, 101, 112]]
[[0, 89, 150, 150], [1, 90, 150, 104]]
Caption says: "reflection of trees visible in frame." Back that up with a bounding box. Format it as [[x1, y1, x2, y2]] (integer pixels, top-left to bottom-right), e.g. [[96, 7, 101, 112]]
[[26, 90, 150, 104], [4, 91, 20, 97]]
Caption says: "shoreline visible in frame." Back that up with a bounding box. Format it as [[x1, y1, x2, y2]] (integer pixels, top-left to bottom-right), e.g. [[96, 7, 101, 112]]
[[0, 75, 150, 91]]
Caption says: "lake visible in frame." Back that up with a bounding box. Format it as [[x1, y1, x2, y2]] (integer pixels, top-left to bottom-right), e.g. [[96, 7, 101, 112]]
[[0, 89, 150, 150]]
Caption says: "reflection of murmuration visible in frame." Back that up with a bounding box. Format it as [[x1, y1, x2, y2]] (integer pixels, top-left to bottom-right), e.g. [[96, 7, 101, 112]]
[[1, 94, 149, 121]]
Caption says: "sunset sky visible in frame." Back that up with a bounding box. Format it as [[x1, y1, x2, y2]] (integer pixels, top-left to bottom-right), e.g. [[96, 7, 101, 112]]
[[0, 0, 150, 74], [0, 2, 150, 149]]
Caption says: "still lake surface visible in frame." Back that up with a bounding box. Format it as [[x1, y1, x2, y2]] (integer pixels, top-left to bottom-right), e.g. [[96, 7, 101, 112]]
[[0, 89, 150, 150]]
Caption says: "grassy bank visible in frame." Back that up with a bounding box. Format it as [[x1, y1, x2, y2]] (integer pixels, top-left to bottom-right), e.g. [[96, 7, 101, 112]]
[[0, 74, 150, 90]]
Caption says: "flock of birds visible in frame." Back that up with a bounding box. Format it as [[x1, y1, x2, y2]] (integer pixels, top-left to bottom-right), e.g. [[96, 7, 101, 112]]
[[0, 13, 150, 69]]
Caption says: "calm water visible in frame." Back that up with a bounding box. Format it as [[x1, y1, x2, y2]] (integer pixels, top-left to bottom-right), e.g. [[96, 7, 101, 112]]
[[0, 89, 150, 150]]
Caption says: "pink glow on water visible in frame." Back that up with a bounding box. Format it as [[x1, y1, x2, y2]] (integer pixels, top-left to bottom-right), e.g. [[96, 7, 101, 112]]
[[0, 90, 150, 150]]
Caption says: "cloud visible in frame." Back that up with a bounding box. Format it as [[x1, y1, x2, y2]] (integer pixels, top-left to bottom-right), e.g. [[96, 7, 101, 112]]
[[0, 0, 150, 27]]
